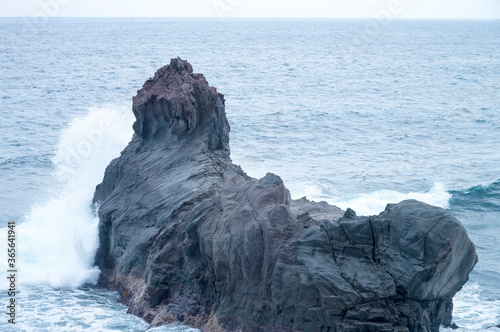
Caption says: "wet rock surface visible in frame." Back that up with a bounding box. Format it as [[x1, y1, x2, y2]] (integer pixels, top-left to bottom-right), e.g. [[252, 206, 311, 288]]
[[94, 58, 477, 332]]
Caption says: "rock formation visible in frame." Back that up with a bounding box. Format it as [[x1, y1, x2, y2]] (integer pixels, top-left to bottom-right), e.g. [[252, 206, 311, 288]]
[[93, 58, 477, 332]]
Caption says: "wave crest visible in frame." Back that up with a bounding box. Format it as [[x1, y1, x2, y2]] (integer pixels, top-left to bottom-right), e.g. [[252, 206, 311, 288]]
[[299, 183, 452, 216]]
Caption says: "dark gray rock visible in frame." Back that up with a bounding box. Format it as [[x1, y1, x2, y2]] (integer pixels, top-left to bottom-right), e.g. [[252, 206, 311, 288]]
[[93, 58, 478, 332]]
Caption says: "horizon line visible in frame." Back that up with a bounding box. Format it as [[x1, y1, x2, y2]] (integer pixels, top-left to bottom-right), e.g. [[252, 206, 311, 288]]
[[1, 16, 500, 20]]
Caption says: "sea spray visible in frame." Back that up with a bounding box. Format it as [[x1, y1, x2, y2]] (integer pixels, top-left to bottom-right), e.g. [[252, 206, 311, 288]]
[[14, 105, 134, 288]]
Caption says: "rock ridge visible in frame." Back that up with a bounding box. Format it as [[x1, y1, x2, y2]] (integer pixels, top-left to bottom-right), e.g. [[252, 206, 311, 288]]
[[93, 58, 477, 332]]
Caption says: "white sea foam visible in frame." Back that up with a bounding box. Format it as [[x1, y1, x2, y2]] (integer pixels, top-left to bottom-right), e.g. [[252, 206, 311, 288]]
[[293, 182, 452, 216], [331, 182, 452, 216], [445, 282, 500, 331], [6, 285, 150, 331], [3, 105, 134, 288], [148, 324, 201, 332]]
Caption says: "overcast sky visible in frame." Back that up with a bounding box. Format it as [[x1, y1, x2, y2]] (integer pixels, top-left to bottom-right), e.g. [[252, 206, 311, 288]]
[[1, 0, 500, 19]]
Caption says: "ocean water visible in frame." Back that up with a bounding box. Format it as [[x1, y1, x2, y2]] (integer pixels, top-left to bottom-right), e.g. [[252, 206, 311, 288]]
[[0, 18, 499, 331]]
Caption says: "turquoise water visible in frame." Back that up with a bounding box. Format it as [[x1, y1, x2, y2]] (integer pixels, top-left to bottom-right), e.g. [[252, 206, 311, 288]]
[[0, 18, 499, 330]]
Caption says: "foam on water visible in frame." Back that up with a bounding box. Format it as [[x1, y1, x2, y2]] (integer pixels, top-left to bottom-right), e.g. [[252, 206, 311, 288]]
[[0, 285, 150, 331], [450, 282, 500, 331], [148, 324, 201, 332], [1, 106, 134, 288], [330, 182, 452, 216], [289, 182, 451, 216]]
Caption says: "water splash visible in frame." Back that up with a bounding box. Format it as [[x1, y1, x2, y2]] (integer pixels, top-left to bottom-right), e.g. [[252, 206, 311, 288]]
[[4, 105, 134, 288]]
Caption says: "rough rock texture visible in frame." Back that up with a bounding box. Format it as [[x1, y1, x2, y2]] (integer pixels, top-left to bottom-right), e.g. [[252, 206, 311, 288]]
[[94, 58, 478, 332]]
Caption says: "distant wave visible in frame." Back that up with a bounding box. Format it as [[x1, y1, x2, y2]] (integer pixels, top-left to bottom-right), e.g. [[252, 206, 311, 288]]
[[296, 183, 452, 216], [1, 105, 134, 288], [291, 179, 500, 217], [449, 180, 500, 213]]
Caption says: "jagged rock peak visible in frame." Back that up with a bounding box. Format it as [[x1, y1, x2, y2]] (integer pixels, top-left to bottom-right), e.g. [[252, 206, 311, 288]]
[[131, 58, 229, 156]]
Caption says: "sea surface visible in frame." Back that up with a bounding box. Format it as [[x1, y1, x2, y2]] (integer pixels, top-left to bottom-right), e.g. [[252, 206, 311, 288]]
[[0, 18, 499, 331]]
